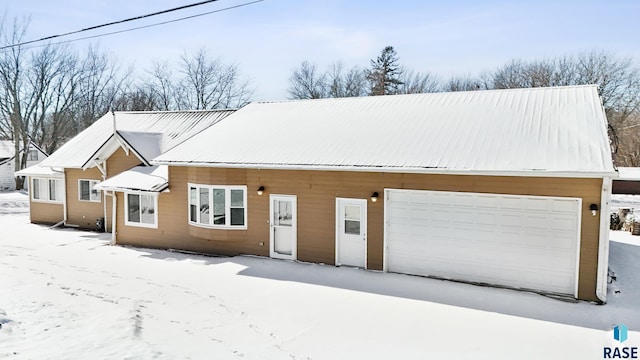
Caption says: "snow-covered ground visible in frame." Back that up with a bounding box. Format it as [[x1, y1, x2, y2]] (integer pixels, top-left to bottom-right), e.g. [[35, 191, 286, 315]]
[[611, 194, 640, 211], [0, 191, 638, 359]]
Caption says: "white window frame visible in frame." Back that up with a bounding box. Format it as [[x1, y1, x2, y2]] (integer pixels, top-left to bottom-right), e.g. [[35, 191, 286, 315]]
[[124, 191, 158, 229], [188, 183, 247, 230], [27, 149, 38, 161], [78, 179, 101, 202], [31, 177, 64, 204]]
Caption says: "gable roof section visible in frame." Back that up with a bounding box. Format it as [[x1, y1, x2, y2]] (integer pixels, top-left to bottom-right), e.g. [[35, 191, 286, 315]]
[[38, 110, 235, 169], [153, 85, 615, 177]]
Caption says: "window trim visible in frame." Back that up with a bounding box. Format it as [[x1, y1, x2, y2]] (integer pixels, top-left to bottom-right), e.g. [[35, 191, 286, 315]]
[[31, 177, 64, 204], [27, 149, 38, 161], [124, 191, 158, 229], [78, 179, 101, 202], [187, 183, 247, 230]]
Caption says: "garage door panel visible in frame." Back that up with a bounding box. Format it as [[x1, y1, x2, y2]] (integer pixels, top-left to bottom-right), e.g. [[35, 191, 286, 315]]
[[385, 189, 580, 296]]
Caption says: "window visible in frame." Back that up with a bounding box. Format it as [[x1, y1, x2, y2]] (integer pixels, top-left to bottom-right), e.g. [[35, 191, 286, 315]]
[[125, 192, 157, 228], [344, 205, 361, 235], [32, 178, 64, 203], [188, 184, 247, 229], [78, 179, 101, 202], [27, 149, 38, 161]]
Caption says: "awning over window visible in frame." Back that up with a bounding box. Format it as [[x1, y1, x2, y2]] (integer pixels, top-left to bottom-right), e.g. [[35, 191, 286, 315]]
[[95, 165, 168, 192]]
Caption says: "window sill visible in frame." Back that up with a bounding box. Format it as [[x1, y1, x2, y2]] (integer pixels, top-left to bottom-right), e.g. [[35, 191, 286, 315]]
[[32, 199, 64, 204], [125, 221, 157, 229], [188, 221, 247, 231]]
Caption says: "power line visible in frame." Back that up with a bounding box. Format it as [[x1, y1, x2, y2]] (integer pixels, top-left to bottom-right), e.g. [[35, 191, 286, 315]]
[[1, 0, 261, 51]]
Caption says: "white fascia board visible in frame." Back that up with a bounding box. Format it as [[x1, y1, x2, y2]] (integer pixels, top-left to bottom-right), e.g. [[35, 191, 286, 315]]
[[96, 186, 168, 193], [150, 161, 617, 179], [81, 135, 118, 170], [82, 133, 148, 170]]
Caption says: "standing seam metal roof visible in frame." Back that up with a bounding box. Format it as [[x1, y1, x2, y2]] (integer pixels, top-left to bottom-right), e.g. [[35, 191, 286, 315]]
[[38, 110, 235, 168], [152, 85, 615, 175]]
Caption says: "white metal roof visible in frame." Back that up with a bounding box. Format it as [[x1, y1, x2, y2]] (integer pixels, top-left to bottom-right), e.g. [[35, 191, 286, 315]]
[[616, 167, 640, 181], [39, 110, 235, 169], [15, 165, 64, 178], [153, 85, 615, 177], [94, 165, 168, 192]]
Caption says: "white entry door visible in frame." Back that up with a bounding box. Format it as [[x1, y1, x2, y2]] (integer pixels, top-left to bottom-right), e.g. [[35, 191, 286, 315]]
[[336, 198, 367, 268], [270, 195, 297, 260]]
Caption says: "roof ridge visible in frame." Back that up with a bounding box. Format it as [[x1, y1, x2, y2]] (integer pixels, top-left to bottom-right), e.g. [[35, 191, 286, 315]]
[[252, 84, 600, 105], [113, 109, 237, 115]]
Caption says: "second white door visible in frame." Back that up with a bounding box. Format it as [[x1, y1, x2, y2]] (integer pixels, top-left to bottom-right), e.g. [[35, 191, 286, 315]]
[[336, 198, 367, 268], [270, 195, 297, 260]]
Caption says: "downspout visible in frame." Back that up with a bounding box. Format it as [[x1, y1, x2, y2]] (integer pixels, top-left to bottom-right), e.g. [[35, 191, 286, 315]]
[[92, 160, 108, 231], [102, 160, 109, 232], [595, 176, 612, 303], [106, 190, 117, 245], [62, 169, 68, 225]]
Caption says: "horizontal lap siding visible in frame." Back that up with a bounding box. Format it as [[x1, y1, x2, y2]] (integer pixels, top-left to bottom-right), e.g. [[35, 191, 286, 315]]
[[65, 148, 141, 230], [29, 199, 64, 224], [114, 167, 602, 301], [105, 148, 143, 230], [65, 168, 104, 229]]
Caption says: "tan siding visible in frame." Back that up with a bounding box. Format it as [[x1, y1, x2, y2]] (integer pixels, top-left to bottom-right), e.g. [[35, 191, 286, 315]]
[[29, 198, 64, 225], [104, 148, 143, 229], [65, 168, 104, 229], [106, 147, 142, 177], [114, 167, 603, 301], [63, 148, 142, 230]]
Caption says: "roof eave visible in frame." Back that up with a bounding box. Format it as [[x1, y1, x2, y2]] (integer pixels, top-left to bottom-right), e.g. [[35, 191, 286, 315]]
[[151, 160, 617, 179]]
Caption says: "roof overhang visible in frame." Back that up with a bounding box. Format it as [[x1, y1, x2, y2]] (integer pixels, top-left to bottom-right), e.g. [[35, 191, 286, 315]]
[[15, 165, 64, 178], [614, 167, 640, 181], [95, 165, 169, 193], [151, 160, 619, 179]]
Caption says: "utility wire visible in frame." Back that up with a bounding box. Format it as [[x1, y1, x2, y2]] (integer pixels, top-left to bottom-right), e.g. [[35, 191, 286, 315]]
[[0, 0, 258, 50]]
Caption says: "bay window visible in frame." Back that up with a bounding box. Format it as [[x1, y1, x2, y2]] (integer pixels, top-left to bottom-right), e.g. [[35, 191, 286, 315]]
[[188, 184, 247, 229]]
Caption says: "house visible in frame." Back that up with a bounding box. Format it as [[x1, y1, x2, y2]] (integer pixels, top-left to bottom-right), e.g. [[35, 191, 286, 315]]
[[94, 85, 615, 302], [17, 110, 235, 229], [612, 167, 640, 195], [0, 140, 48, 191]]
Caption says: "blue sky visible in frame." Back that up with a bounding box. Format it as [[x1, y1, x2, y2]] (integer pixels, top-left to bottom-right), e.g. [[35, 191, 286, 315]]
[[3, 0, 640, 101]]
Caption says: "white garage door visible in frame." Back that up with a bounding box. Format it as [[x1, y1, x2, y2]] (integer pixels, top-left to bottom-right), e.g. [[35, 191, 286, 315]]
[[385, 189, 581, 296]]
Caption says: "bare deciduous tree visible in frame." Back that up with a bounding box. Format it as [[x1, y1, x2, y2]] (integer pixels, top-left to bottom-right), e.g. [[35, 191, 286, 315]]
[[73, 45, 127, 132], [178, 48, 252, 109], [398, 68, 439, 94], [146, 61, 176, 111], [288, 60, 327, 99], [326, 62, 367, 98], [445, 75, 482, 92]]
